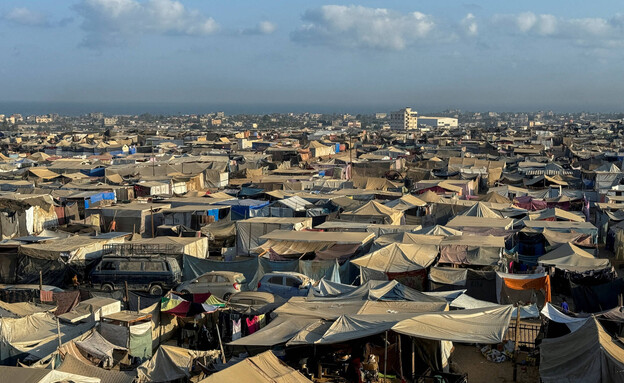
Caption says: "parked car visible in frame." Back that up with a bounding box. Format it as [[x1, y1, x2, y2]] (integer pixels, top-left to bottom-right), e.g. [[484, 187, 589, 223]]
[[257, 272, 313, 298], [227, 291, 283, 311], [176, 271, 247, 300], [90, 256, 181, 296]]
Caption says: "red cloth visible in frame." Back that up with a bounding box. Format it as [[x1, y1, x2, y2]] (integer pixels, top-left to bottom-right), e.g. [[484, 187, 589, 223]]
[[40, 290, 53, 302], [246, 316, 259, 334]]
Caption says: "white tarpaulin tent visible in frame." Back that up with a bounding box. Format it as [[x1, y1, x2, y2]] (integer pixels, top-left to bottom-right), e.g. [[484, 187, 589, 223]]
[[392, 305, 514, 344], [540, 302, 588, 332], [450, 293, 539, 319], [0, 312, 93, 363], [540, 318, 624, 383]]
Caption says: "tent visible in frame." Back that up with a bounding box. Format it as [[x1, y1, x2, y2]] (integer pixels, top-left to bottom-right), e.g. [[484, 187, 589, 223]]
[[540, 318, 624, 383], [392, 305, 514, 344], [540, 302, 588, 333], [495, 271, 551, 306], [128, 236, 208, 260], [340, 200, 404, 225], [351, 243, 438, 289], [248, 306, 513, 346], [373, 232, 444, 250], [136, 345, 221, 383], [258, 230, 373, 260], [0, 366, 99, 383], [199, 350, 312, 383], [446, 216, 514, 231], [306, 280, 448, 304], [460, 202, 502, 218], [58, 354, 135, 383], [481, 191, 511, 204], [450, 293, 539, 319], [528, 208, 585, 222], [419, 190, 443, 203], [384, 194, 427, 211], [0, 312, 94, 364], [524, 221, 598, 243], [351, 243, 438, 273], [213, 199, 270, 220], [439, 235, 504, 266], [235, 217, 312, 256], [538, 242, 610, 272], [413, 225, 463, 237], [19, 235, 125, 264]]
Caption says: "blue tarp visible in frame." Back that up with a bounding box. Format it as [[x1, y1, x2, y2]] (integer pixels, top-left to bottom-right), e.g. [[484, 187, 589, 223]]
[[182, 255, 343, 289], [213, 199, 269, 220], [84, 192, 116, 209], [207, 209, 220, 222], [80, 167, 105, 177]]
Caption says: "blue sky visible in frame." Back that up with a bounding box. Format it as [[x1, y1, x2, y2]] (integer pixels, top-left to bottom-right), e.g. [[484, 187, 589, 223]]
[[1, 0, 623, 113]]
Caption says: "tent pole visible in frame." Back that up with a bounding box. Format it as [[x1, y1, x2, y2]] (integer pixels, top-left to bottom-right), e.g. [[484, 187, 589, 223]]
[[398, 334, 404, 380], [411, 337, 415, 380], [215, 319, 227, 363], [513, 305, 521, 382], [384, 330, 388, 381], [56, 317, 62, 349]]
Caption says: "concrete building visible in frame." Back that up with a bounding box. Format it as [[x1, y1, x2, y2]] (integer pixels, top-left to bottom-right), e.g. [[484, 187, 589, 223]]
[[419, 117, 458, 128], [389, 107, 418, 130]]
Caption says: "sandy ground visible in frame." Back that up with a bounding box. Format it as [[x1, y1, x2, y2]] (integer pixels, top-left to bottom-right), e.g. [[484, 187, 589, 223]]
[[450, 344, 540, 383]]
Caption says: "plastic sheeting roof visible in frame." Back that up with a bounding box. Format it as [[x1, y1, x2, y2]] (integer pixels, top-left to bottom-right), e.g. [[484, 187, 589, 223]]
[[447, 216, 514, 230], [540, 318, 624, 383], [351, 243, 438, 273], [392, 305, 514, 344], [136, 345, 221, 383], [199, 350, 312, 383], [538, 242, 610, 272], [540, 303, 588, 332], [460, 202, 503, 218], [259, 230, 374, 245]]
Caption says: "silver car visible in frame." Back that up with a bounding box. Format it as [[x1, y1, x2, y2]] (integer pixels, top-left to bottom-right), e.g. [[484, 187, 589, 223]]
[[177, 271, 247, 300]]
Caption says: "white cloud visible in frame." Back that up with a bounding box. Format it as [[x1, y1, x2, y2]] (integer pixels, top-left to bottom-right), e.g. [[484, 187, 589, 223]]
[[4, 7, 50, 27], [74, 0, 219, 47], [493, 12, 624, 45], [461, 13, 478, 36], [242, 21, 277, 35], [291, 5, 436, 50]]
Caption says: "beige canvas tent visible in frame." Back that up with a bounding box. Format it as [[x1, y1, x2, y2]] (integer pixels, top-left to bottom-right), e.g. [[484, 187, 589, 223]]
[[199, 350, 312, 383], [340, 200, 403, 225], [538, 242, 610, 272], [351, 243, 438, 273]]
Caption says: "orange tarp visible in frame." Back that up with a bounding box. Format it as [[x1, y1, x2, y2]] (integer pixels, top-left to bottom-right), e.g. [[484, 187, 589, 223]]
[[503, 275, 551, 303]]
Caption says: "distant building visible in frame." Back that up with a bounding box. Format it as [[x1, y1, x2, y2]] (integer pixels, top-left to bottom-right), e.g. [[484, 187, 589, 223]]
[[389, 107, 418, 130], [419, 117, 458, 128], [375, 113, 387, 119], [103, 117, 117, 127], [35, 115, 53, 124]]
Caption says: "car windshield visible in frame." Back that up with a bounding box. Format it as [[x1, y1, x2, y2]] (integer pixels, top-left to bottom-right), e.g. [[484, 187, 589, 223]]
[[168, 260, 180, 272]]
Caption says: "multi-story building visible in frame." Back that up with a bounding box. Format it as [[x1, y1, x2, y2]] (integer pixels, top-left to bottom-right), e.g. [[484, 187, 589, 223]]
[[389, 107, 418, 130], [419, 117, 458, 128]]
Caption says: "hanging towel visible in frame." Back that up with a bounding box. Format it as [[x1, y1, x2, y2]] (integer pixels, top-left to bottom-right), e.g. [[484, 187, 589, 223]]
[[232, 319, 242, 340]]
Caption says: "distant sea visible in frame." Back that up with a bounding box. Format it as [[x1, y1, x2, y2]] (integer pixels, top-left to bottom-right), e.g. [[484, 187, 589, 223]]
[[0, 101, 399, 116]]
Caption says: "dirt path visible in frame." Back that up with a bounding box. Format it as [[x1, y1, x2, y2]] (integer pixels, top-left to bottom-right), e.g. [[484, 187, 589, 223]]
[[450, 344, 540, 383]]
